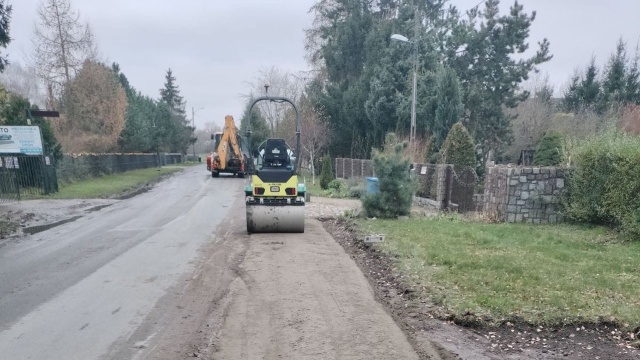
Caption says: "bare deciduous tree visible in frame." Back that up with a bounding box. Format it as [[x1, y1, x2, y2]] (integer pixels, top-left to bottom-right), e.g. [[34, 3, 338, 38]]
[[299, 98, 328, 184], [506, 73, 555, 162], [243, 67, 330, 182], [194, 121, 221, 155], [54, 60, 126, 153], [243, 66, 306, 137], [32, 0, 97, 107]]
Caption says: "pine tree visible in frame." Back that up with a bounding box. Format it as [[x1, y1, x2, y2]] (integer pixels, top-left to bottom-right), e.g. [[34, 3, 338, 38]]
[[113, 63, 153, 152], [440, 123, 475, 172], [160, 68, 186, 117], [601, 39, 627, 106], [0, 1, 12, 73], [240, 99, 270, 156], [362, 133, 413, 218], [454, 0, 551, 160], [578, 57, 601, 111], [433, 67, 463, 150], [533, 131, 563, 166], [562, 73, 580, 112], [624, 49, 640, 104], [319, 156, 333, 190], [159, 68, 191, 153]]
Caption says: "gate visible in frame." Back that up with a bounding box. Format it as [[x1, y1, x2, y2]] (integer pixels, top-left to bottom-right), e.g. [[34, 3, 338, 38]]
[[451, 166, 480, 213]]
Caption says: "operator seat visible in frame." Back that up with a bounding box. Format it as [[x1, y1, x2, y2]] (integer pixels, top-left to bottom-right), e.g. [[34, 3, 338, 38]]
[[257, 139, 294, 183], [263, 139, 290, 168]]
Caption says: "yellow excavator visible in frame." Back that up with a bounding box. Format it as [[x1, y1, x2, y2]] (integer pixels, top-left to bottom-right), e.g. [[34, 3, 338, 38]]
[[208, 115, 248, 178]]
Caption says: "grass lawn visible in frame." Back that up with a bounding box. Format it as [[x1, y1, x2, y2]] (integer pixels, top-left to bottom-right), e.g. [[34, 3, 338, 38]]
[[358, 216, 640, 327], [302, 177, 325, 196], [26, 167, 182, 199], [299, 170, 361, 198]]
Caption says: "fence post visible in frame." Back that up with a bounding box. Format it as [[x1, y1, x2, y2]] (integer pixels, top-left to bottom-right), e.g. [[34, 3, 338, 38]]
[[444, 165, 453, 210], [342, 158, 346, 180], [350, 159, 354, 179], [39, 155, 50, 195]]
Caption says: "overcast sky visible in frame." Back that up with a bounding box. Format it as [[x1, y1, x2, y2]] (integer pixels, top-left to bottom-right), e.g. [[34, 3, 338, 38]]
[[5, 0, 640, 128]]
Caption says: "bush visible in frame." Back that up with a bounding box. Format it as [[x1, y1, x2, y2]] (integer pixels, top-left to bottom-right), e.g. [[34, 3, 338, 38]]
[[564, 131, 640, 236], [534, 131, 563, 166], [328, 179, 343, 190], [320, 156, 333, 190], [440, 123, 475, 209], [440, 122, 475, 171], [362, 133, 414, 218], [349, 185, 365, 198]]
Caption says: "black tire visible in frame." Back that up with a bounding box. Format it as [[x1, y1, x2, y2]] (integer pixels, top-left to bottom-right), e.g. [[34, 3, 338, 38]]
[[212, 170, 219, 178], [238, 172, 245, 178]]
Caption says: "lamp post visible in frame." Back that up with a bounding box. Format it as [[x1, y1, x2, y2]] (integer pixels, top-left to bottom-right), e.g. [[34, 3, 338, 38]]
[[192, 107, 204, 161], [391, 33, 418, 163]]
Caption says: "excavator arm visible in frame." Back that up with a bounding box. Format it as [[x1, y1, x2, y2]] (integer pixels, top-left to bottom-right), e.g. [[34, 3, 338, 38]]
[[216, 115, 244, 170]]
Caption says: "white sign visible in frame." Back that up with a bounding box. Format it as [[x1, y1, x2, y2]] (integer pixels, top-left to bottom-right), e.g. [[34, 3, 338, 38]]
[[420, 166, 428, 175], [4, 156, 18, 169], [364, 234, 385, 243], [0, 126, 44, 155]]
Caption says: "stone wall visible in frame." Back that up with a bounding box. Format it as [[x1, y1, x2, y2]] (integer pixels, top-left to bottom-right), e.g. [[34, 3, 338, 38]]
[[483, 165, 566, 224]]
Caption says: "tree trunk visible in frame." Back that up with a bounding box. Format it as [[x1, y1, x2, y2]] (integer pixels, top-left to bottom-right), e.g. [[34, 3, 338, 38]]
[[310, 151, 315, 185], [52, 0, 71, 83]]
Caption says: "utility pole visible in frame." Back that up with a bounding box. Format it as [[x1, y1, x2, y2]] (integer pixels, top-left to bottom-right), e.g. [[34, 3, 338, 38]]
[[409, 5, 420, 164], [191, 107, 196, 161], [264, 84, 276, 136]]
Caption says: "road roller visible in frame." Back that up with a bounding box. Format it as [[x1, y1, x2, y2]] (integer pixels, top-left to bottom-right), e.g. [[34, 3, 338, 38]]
[[243, 96, 306, 233]]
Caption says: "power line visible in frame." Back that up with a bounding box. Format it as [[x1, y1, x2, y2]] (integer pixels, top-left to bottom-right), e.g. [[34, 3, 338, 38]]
[[469, 0, 487, 12]]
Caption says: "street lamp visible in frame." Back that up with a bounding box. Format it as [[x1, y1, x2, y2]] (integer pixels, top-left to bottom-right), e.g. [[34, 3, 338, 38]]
[[391, 33, 418, 163], [192, 107, 204, 161]]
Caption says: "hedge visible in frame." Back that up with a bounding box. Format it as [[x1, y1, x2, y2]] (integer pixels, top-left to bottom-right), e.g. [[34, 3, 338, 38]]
[[564, 131, 640, 236]]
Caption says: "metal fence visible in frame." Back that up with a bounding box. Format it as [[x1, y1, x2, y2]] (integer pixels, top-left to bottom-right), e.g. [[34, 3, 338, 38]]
[[57, 153, 183, 184], [333, 157, 483, 213], [335, 158, 375, 179], [0, 153, 183, 203], [0, 155, 58, 203], [412, 163, 482, 213]]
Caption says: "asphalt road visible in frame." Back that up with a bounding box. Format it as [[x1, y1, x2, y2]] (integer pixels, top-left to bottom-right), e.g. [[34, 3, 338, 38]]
[[0, 166, 240, 360], [0, 167, 438, 360]]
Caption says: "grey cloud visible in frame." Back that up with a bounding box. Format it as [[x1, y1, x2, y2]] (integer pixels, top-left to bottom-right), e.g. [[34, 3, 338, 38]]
[[5, 0, 640, 128]]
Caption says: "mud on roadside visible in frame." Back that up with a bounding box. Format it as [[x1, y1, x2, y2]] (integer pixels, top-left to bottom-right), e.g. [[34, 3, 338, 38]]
[[322, 217, 640, 360]]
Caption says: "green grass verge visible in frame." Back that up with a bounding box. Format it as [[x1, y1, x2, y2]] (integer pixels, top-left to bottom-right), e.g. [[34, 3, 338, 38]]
[[26, 167, 182, 199], [358, 216, 640, 327], [168, 161, 203, 167], [299, 171, 361, 198]]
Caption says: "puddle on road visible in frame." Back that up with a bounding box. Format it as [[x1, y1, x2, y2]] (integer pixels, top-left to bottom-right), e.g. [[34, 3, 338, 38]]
[[23, 216, 83, 235]]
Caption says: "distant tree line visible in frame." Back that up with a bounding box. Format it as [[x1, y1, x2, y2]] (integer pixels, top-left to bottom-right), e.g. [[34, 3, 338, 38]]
[[562, 39, 640, 114], [0, 0, 193, 157]]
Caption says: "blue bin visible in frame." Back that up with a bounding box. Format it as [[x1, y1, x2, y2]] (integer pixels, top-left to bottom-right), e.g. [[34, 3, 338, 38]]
[[366, 177, 379, 194]]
